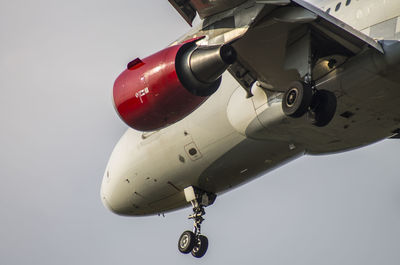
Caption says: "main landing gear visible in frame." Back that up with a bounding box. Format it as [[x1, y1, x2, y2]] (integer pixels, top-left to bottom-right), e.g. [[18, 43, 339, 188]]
[[282, 80, 337, 127], [178, 186, 216, 258], [280, 28, 338, 126]]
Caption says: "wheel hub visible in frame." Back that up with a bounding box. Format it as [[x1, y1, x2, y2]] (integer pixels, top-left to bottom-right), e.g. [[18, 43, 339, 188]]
[[286, 88, 298, 107], [180, 235, 189, 248]]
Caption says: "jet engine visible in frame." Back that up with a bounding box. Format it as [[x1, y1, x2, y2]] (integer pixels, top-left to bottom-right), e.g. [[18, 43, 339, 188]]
[[113, 40, 236, 131]]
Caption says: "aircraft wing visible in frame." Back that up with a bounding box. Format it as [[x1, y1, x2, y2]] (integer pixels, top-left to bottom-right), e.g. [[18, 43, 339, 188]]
[[168, 0, 248, 25], [224, 0, 384, 95], [291, 0, 383, 53], [169, 0, 384, 94]]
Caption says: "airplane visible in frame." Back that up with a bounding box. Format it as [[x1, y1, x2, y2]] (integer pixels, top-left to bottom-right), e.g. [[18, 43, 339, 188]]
[[101, 0, 400, 258]]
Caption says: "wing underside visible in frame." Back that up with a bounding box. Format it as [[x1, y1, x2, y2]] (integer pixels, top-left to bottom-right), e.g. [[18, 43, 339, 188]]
[[168, 0, 383, 92], [226, 0, 383, 93]]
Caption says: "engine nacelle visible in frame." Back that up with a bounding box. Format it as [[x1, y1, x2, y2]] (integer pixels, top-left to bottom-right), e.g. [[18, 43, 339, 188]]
[[113, 40, 236, 131]]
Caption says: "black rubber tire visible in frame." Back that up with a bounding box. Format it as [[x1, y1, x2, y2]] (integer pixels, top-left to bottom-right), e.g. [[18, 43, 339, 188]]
[[191, 235, 209, 258], [310, 90, 337, 127], [178, 231, 196, 254], [282, 81, 313, 118]]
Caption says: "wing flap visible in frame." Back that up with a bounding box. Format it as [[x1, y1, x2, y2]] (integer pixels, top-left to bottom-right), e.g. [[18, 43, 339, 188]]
[[168, 0, 197, 26], [169, 0, 250, 25]]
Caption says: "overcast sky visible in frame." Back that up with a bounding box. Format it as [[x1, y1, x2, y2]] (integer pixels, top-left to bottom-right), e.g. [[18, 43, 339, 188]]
[[1, 0, 400, 264]]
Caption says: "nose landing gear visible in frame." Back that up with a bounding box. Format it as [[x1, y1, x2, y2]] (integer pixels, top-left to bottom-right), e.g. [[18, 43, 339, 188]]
[[178, 186, 216, 258], [178, 230, 197, 254]]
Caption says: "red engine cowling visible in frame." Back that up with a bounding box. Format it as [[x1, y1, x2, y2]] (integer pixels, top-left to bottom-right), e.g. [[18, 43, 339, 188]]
[[113, 40, 236, 131]]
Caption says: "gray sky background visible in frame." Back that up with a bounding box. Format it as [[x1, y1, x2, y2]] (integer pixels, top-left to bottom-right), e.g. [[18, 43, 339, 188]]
[[1, 0, 400, 264]]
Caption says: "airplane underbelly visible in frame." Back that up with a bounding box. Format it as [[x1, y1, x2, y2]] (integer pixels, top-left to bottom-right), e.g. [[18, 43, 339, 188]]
[[126, 132, 304, 215], [307, 42, 400, 154], [102, 73, 307, 215], [102, 42, 400, 216], [239, 42, 400, 155], [197, 138, 304, 194]]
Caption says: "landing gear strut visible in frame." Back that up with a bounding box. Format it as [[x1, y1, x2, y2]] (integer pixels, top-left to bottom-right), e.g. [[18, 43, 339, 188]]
[[178, 186, 215, 258], [281, 28, 337, 126]]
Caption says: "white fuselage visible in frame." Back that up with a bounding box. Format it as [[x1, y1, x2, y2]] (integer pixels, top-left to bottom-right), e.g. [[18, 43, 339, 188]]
[[101, 0, 400, 216]]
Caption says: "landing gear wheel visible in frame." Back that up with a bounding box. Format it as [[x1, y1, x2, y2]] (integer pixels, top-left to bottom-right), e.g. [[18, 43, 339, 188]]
[[191, 235, 209, 258], [282, 81, 313, 118], [178, 231, 196, 254], [179, 187, 215, 258], [308, 90, 337, 127]]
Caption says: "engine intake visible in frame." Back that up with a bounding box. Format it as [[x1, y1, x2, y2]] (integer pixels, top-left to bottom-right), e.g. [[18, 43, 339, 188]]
[[113, 40, 236, 131]]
